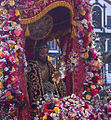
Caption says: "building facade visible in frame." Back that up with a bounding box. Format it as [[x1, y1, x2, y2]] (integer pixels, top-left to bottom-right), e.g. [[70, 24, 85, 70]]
[[91, 0, 111, 84]]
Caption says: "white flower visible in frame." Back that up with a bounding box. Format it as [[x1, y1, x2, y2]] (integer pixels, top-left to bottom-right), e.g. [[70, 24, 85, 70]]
[[0, 90, 2, 97], [1, 58, 6, 62], [14, 45, 19, 50], [34, 115, 39, 120], [7, 84, 11, 89], [50, 113, 57, 120], [4, 51, 10, 56], [1, 35, 9, 38], [81, 19, 88, 24]]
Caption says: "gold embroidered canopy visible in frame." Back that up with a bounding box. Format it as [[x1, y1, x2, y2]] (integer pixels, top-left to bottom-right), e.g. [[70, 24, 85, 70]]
[[19, 0, 74, 40], [19, 0, 74, 25]]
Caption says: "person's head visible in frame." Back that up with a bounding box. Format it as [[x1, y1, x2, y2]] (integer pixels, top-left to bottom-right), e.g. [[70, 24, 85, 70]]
[[34, 40, 49, 62]]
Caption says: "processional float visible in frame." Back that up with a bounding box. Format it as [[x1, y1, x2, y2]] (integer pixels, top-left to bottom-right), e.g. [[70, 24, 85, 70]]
[[0, 0, 102, 119]]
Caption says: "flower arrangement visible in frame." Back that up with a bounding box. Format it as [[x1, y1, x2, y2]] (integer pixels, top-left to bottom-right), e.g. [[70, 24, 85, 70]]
[[74, 0, 103, 100], [0, 0, 25, 118], [89, 86, 111, 119], [33, 94, 97, 120], [0, 0, 104, 119]]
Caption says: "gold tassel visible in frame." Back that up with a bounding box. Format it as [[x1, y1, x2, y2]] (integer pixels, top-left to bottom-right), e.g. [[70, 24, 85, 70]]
[[71, 26, 77, 39], [25, 24, 30, 37]]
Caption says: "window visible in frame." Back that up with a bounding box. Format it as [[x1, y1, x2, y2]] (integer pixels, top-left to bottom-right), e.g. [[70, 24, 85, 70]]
[[108, 39, 111, 51], [92, 6, 102, 28], [48, 40, 61, 67], [107, 16, 111, 28], [108, 63, 111, 73], [48, 40, 57, 50]]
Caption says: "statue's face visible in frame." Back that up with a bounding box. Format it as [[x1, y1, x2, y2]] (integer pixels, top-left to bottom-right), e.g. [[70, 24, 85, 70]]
[[38, 47, 49, 63]]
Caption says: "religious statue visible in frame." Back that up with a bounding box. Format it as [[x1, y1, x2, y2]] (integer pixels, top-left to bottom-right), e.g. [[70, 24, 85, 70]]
[[26, 40, 66, 116]]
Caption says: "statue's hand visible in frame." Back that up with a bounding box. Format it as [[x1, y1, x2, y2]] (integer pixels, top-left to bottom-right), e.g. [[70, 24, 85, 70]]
[[52, 71, 61, 84]]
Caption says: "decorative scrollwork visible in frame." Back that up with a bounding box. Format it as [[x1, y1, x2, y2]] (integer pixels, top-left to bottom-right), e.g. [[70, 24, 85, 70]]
[[28, 14, 53, 40]]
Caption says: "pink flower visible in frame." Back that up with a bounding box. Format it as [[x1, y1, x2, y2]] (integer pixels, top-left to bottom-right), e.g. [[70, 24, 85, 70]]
[[91, 60, 95, 65], [9, 56, 15, 62], [86, 76, 90, 80], [87, 14, 92, 21], [14, 29, 21, 36], [92, 52, 97, 59], [78, 25, 84, 31], [28, 2, 31, 5], [9, 9, 15, 16], [92, 66, 96, 71], [80, 7, 84, 11], [3, 26, 8, 31], [13, 75, 18, 82], [80, 48, 86, 52], [4, 91, 11, 97], [33, 5, 36, 8], [5, 14, 10, 19], [81, 0, 85, 4], [97, 63, 101, 68]]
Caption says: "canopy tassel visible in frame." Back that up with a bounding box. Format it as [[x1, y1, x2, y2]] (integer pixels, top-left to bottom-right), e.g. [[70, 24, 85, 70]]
[[25, 24, 30, 37]]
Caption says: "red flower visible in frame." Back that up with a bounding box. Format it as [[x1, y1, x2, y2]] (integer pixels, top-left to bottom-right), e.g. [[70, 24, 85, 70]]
[[91, 89, 99, 95], [84, 103, 89, 109], [42, 104, 48, 112], [92, 52, 97, 59], [0, 112, 2, 116], [88, 27, 93, 33], [91, 66, 96, 71], [12, 72, 17, 76], [5, 55, 9, 59], [83, 43, 88, 47], [47, 110, 54, 115], [88, 23, 93, 32], [17, 94, 24, 102], [7, 80, 12, 84], [0, 62, 5, 68], [20, 94, 24, 102], [82, 36, 90, 43], [107, 107, 111, 112], [8, 74, 12, 80], [12, 81, 18, 88], [61, 77, 66, 82], [98, 76, 101, 80], [12, 64, 16, 68]]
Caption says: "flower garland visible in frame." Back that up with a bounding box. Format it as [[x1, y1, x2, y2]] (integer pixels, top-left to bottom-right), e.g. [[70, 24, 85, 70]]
[[67, 50, 79, 72], [33, 94, 97, 120], [0, 0, 24, 118], [74, 0, 103, 100]]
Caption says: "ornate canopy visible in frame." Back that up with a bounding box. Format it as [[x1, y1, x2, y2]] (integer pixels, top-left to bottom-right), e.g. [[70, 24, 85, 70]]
[[19, 0, 74, 24], [19, 0, 74, 40]]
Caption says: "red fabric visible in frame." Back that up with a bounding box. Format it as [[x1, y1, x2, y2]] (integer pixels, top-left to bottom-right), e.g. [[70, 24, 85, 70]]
[[60, 34, 73, 95], [17, 24, 32, 120], [66, 38, 73, 95], [25, 37, 35, 61], [73, 37, 86, 97], [17, 59, 31, 120]]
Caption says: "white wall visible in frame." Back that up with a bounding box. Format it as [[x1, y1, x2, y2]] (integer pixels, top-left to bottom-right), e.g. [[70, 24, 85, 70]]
[[92, 0, 111, 84], [92, 0, 111, 33]]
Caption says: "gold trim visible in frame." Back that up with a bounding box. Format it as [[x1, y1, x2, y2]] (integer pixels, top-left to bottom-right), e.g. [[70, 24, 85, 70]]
[[36, 61, 45, 96], [20, 1, 74, 24]]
